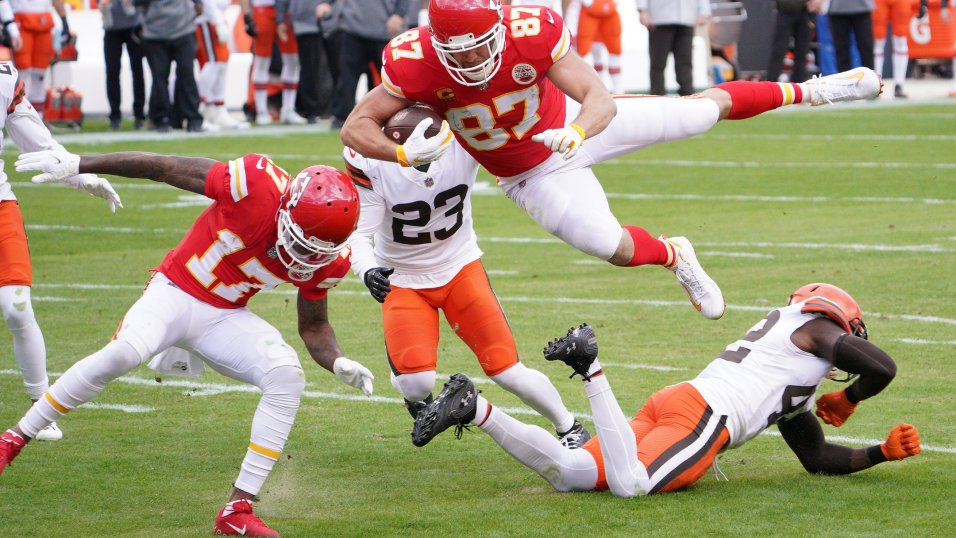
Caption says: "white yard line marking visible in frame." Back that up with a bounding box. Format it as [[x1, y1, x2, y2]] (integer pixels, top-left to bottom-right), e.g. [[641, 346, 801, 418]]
[[3, 369, 951, 454], [601, 361, 686, 372], [32, 282, 956, 328], [605, 159, 956, 171], [894, 338, 956, 346]]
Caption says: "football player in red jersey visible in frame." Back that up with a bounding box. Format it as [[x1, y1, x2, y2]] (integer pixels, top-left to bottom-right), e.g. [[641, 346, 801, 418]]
[[341, 0, 884, 322], [412, 283, 921, 496], [3, 149, 374, 537]]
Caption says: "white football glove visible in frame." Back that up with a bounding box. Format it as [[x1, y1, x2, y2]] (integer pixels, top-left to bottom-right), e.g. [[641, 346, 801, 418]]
[[532, 124, 586, 160], [333, 356, 374, 396], [15, 148, 80, 182], [60, 174, 124, 213], [396, 117, 453, 167]]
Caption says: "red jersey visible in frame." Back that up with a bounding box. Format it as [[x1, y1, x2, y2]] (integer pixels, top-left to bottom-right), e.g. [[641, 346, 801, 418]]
[[155, 154, 350, 309], [381, 5, 573, 177]]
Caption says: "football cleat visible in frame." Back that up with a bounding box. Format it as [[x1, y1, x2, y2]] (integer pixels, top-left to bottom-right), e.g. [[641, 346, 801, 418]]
[[214, 499, 279, 537], [557, 420, 592, 449], [411, 374, 477, 447], [280, 108, 308, 125], [544, 323, 600, 381], [255, 112, 273, 126], [893, 84, 907, 99], [806, 67, 883, 106], [34, 421, 63, 441], [664, 236, 725, 320], [404, 395, 434, 420], [0, 430, 27, 475]]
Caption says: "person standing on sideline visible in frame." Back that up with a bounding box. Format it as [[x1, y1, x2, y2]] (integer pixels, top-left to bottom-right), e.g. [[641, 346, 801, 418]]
[[6, 148, 372, 537], [872, 0, 928, 98], [276, 0, 337, 122], [767, 0, 823, 83], [196, 0, 247, 128], [240, 0, 308, 124], [10, 0, 71, 118], [0, 61, 122, 443], [636, 0, 710, 96], [101, 0, 147, 130], [826, 0, 875, 72], [136, 0, 206, 132], [329, 0, 408, 129]]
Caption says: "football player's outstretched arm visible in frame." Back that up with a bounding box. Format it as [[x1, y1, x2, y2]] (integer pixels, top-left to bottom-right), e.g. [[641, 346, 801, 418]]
[[340, 85, 415, 162], [778, 411, 920, 475], [546, 51, 616, 139], [297, 292, 374, 395], [792, 318, 897, 426]]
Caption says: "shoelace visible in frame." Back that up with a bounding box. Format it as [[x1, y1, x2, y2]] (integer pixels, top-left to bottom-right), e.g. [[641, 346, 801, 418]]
[[674, 259, 706, 300], [453, 422, 472, 440], [808, 74, 858, 105]]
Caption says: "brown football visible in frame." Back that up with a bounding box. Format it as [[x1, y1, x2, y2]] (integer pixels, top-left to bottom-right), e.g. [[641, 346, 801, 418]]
[[383, 105, 444, 145]]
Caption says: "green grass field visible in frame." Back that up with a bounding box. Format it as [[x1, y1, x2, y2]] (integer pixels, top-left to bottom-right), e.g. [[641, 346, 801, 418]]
[[0, 102, 954, 537]]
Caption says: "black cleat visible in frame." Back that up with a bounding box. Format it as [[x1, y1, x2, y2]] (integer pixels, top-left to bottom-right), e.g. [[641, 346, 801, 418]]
[[544, 323, 599, 380], [557, 420, 592, 449], [411, 374, 478, 447], [404, 394, 434, 420]]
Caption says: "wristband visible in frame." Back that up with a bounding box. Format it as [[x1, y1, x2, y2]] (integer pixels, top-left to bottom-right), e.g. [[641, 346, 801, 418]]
[[569, 123, 586, 139], [396, 145, 410, 167]]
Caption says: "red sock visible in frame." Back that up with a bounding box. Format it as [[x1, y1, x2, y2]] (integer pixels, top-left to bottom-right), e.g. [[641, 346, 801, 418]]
[[714, 81, 804, 120], [624, 226, 673, 267]]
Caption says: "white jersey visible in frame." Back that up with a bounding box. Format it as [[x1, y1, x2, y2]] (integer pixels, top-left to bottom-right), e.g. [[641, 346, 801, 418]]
[[344, 142, 482, 289], [198, 0, 230, 25], [10, 0, 51, 14], [0, 61, 64, 201], [688, 304, 833, 449]]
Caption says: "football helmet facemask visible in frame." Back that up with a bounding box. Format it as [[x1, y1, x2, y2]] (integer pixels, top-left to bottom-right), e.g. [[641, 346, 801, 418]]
[[429, 0, 506, 86], [276, 165, 359, 276], [788, 283, 868, 340]]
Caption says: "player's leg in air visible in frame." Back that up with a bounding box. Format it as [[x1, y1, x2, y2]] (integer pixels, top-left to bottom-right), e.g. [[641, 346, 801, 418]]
[[388, 260, 590, 448]]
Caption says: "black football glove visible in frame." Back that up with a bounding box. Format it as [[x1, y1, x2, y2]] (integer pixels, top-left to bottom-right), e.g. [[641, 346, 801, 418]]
[[244, 13, 257, 37], [918, 0, 928, 18], [364, 267, 394, 303], [59, 15, 71, 48]]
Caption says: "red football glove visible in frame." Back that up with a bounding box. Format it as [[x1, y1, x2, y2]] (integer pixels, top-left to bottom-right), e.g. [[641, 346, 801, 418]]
[[815, 390, 857, 427], [881, 423, 921, 461]]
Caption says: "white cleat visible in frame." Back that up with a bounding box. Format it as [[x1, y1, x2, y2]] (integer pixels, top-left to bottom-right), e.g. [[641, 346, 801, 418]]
[[215, 108, 249, 130], [280, 108, 308, 125], [806, 67, 883, 106], [34, 421, 63, 441], [663, 236, 725, 320], [256, 112, 273, 126]]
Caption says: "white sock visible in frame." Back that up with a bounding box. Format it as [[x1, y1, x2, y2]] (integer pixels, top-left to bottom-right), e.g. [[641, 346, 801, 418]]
[[491, 363, 574, 432]]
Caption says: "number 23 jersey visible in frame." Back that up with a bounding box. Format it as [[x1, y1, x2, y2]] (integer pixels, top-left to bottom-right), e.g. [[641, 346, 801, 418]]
[[155, 154, 350, 309], [688, 304, 833, 449], [381, 5, 573, 178]]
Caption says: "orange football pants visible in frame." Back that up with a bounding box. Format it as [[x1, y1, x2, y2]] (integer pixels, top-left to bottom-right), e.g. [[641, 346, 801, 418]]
[[0, 200, 33, 286], [13, 12, 55, 70], [873, 0, 914, 39], [252, 6, 297, 57], [196, 22, 230, 66], [584, 382, 730, 494], [577, 5, 622, 56], [382, 259, 518, 376]]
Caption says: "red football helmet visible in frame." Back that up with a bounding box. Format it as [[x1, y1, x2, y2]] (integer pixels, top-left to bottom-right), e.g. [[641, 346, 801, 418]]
[[788, 283, 868, 339], [428, 0, 506, 86], [276, 165, 359, 276]]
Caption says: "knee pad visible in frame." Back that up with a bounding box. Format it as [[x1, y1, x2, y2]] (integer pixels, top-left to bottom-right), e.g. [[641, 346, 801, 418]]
[[391, 370, 436, 401], [260, 364, 306, 404], [0, 285, 36, 331]]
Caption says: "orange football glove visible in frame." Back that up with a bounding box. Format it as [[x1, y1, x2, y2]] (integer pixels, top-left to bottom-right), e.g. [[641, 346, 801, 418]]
[[881, 423, 921, 461], [815, 390, 857, 427]]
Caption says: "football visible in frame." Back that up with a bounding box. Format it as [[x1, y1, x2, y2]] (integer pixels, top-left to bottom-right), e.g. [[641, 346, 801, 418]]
[[383, 104, 444, 145]]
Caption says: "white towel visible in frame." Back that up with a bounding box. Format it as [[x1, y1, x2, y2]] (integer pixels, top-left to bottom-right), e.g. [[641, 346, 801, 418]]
[[147, 346, 205, 378]]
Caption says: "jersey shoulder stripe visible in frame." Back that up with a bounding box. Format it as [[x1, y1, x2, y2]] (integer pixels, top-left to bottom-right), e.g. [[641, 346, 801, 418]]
[[345, 161, 372, 190], [227, 158, 249, 202], [6, 76, 24, 114]]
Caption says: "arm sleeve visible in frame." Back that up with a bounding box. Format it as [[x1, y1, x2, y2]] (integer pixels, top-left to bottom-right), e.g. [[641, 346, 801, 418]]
[[778, 411, 885, 475], [349, 187, 386, 281], [830, 334, 897, 403], [7, 101, 66, 154], [274, 0, 288, 24]]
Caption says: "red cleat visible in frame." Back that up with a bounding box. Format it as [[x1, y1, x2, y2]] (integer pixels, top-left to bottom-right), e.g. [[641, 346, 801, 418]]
[[0, 430, 26, 475], [213, 499, 279, 537]]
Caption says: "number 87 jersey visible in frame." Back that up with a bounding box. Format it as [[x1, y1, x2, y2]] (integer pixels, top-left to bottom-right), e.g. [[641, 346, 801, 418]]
[[381, 2, 573, 178]]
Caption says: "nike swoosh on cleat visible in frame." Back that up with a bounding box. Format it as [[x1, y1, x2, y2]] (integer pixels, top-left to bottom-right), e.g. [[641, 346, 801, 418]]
[[840, 72, 865, 83], [226, 522, 247, 535]]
